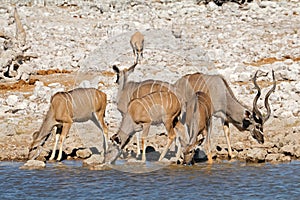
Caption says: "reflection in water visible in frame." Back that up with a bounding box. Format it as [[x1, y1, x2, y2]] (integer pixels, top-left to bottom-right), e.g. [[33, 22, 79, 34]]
[[0, 161, 299, 199]]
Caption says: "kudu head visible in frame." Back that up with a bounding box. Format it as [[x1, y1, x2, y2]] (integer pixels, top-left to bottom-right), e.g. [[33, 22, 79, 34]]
[[112, 62, 137, 85], [28, 131, 43, 160], [28, 131, 50, 160], [182, 138, 205, 165], [242, 70, 276, 144]]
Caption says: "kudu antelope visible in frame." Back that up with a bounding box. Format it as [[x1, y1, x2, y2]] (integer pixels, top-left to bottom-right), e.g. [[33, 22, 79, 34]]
[[130, 31, 144, 64], [111, 63, 186, 161], [175, 70, 276, 159], [113, 91, 183, 162], [182, 91, 213, 165], [28, 88, 108, 161]]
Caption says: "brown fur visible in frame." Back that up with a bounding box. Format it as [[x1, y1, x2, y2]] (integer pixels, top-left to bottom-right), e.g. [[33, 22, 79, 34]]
[[175, 71, 276, 160], [130, 31, 144, 64], [183, 91, 213, 165], [28, 88, 108, 161], [112, 64, 186, 160], [116, 91, 184, 162]]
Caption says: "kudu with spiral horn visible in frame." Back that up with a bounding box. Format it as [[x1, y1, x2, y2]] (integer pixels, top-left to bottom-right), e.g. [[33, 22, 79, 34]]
[[175, 70, 276, 159], [249, 70, 276, 143]]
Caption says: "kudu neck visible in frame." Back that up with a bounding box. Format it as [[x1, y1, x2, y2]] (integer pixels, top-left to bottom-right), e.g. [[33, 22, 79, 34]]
[[225, 91, 250, 127], [35, 108, 55, 145]]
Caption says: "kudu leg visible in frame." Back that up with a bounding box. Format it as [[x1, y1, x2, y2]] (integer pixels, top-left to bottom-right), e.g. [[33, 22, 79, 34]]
[[136, 54, 139, 64], [57, 123, 71, 161], [94, 111, 109, 151], [49, 134, 60, 161], [223, 122, 233, 159], [136, 132, 141, 158], [49, 126, 63, 161], [203, 129, 213, 164], [159, 121, 176, 161], [141, 124, 151, 162]]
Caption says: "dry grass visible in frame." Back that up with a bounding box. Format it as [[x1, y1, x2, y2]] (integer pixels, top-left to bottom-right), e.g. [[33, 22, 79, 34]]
[[0, 69, 115, 95], [244, 56, 300, 67], [36, 69, 72, 75]]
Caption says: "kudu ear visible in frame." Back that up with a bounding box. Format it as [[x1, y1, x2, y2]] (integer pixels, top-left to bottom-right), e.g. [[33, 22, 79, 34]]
[[242, 110, 252, 129], [112, 65, 120, 73], [112, 65, 120, 83]]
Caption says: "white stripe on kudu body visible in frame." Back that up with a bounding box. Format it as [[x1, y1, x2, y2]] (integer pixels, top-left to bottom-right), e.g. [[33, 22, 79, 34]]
[[28, 88, 108, 161]]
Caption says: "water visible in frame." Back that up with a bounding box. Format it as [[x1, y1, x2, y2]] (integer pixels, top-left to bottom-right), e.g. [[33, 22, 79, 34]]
[[0, 160, 299, 200]]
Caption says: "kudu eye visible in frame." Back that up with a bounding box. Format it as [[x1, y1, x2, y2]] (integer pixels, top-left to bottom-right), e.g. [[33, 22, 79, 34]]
[[253, 113, 263, 124], [256, 125, 263, 132]]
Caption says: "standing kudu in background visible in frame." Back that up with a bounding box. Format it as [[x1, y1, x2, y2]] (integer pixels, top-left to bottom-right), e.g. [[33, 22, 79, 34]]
[[28, 88, 108, 161], [175, 70, 276, 159], [130, 31, 144, 64], [113, 91, 183, 162], [112, 63, 186, 161], [183, 91, 213, 165]]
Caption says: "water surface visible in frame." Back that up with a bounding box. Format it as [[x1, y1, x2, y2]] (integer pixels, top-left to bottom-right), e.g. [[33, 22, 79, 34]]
[[0, 160, 299, 199]]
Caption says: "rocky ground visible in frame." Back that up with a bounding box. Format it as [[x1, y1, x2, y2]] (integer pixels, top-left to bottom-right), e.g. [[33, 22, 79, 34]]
[[0, 0, 300, 166]]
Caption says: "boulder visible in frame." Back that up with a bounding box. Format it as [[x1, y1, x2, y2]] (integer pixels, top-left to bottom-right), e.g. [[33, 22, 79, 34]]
[[20, 160, 46, 170], [89, 163, 111, 171], [6, 94, 19, 106], [83, 154, 105, 166], [277, 155, 292, 163], [265, 153, 281, 163], [280, 144, 300, 158], [245, 148, 267, 163], [76, 148, 92, 159]]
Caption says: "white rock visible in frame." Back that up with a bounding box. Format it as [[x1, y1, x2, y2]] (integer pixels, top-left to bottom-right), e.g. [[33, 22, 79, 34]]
[[278, 81, 293, 91], [48, 82, 62, 88], [76, 148, 92, 159], [6, 95, 19, 106], [16, 100, 29, 110], [28, 102, 38, 111], [261, 1, 279, 9], [51, 87, 65, 96], [207, 1, 219, 11], [79, 80, 91, 88], [280, 111, 294, 118], [294, 82, 300, 92], [34, 84, 51, 100], [20, 160, 46, 170], [0, 98, 4, 106]]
